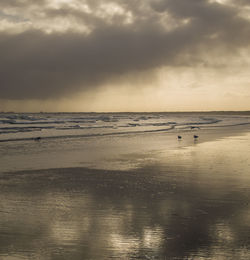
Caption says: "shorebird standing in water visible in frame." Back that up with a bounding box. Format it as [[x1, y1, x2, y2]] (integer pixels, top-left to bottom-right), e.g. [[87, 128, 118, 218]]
[[193, 135, 199, 140]]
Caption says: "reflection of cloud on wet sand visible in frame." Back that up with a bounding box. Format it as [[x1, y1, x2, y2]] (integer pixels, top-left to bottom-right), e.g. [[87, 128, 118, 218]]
[[0, 134, 250, 259]]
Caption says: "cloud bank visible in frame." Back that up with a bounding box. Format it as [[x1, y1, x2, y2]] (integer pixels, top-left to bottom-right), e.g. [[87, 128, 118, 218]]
[[0, 0, 250, 100]]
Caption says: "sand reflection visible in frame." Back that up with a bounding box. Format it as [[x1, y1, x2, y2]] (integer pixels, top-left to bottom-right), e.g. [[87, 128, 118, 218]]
[[0, 133, 250, 259]]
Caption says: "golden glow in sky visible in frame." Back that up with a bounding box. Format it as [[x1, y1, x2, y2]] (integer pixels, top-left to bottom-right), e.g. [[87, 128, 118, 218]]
[[0, 0, 250, 111]]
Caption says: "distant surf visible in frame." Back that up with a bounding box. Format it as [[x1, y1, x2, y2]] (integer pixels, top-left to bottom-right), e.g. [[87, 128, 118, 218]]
[[0, 112, 250, 142]]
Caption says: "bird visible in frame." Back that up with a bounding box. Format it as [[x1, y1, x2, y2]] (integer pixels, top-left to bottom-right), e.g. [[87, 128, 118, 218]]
[[178, 135, 182, 140], [193, 135, 199, 139]]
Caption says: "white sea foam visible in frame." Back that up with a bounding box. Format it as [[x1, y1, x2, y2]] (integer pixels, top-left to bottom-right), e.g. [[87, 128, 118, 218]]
[[0, 112, 250, 142]]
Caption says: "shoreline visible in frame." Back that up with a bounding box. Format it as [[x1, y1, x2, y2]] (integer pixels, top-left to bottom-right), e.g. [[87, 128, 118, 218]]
[[1, 124, 250, 174], [1, 122, 250, 144]]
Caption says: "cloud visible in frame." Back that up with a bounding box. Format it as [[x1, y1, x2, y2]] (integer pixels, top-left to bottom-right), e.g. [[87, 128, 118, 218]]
[[0, 0, 250, 100]]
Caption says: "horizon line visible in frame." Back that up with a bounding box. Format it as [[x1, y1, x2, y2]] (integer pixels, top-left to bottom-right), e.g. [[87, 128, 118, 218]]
[[1, 110, 250, 114]]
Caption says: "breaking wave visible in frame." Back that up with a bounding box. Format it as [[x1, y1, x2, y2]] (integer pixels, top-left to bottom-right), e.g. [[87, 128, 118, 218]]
[[0, 112, 250, 142]]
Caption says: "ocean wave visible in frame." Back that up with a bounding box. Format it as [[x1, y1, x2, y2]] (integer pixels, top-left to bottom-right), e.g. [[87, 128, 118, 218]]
[[56, 125, 114, 130], [1, 112, 250, 142], [0, 127, 175, 143], [0, 120, 66, 125], [0, 126, 55, 134]]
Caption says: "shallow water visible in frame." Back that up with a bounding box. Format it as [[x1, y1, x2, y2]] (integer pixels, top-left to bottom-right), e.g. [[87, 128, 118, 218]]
[[0, 133, 250, 259]]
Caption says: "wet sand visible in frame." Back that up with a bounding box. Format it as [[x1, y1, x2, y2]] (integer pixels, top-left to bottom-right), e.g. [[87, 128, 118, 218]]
[[0, 131, 250, 259], [1, 124, 250, 173]]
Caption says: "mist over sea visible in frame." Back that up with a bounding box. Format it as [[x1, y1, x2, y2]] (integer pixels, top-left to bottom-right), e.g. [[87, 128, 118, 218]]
[[1, 112, 250, 259]]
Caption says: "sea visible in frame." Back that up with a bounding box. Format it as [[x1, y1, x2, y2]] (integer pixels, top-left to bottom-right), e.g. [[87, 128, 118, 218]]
[[1, 111, 250, 143]]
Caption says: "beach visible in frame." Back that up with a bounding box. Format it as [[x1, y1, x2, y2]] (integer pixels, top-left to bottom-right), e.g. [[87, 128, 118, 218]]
[[0, 113, 250, 259], [2, 0, 250, 258]]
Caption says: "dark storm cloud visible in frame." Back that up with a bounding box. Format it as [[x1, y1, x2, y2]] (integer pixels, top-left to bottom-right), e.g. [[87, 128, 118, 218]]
[[0, 0, 46, 7], [0, 0, 250, 99]]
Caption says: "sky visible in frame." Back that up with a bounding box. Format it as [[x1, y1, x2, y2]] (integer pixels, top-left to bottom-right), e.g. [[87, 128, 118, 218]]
[[0, 0, 250, 112]]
